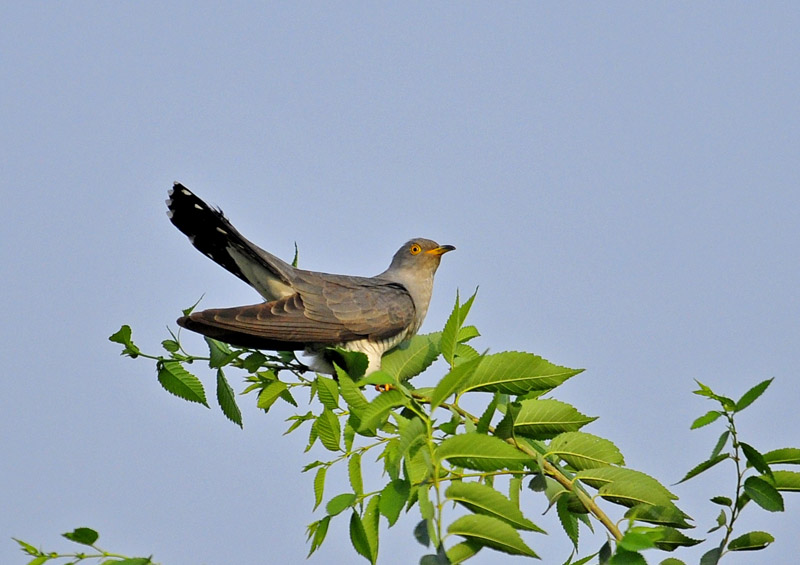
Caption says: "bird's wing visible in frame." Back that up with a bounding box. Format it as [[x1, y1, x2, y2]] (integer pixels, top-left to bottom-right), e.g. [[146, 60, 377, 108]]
[[167, 183, 296, 300], [178, 278, 415, 349]]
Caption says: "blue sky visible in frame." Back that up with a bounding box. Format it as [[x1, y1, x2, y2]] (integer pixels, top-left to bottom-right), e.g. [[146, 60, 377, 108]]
[[3, 3, 799, 564]]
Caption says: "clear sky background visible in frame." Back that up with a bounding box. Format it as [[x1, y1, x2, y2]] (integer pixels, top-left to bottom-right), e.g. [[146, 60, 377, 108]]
[[3, 4, 799, 565]]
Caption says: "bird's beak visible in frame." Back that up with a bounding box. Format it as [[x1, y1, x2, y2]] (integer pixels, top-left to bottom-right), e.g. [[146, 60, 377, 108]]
[[426, 245, 456, 256]]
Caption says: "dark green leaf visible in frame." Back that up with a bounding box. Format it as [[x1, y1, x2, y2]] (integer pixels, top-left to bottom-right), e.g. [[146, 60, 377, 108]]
[[476, 396, 498, 434], [205, 336, 235, 368], [316, 375, 340, 410], [599, 541, 612, 564], [430, 356, 483, 409], [624, 504, 693, 529], [414, 519, 431, 547], [381, 332, 441, 382], [734, 378, 773, 412], [659, 559, 687, 565], [328, 349, 369, 380], [727, 530, 774, 551], [676, 453, 728, 484], [691, 410, 722, 430], [336, 366, 369, 415], [740, 442, 772, 477], [358, 389, 407, 433], [699, 546, 722, 565], [527, 473, 547, 492], [348, 452, 363, 496], [157, 361, 209, 407], [316, 408, 342, 452], [576, 467, 678, 509], [216, 369, 242, 427], [112, 558, 154, 565], [710, 496, 732, 506], [326, 493, 357, 516], [447, 514, 538, 557], [306, 516, 330, 557], [362, 495, 380, 563], [242, 351, 267, 372], [743, 476, 784, 512], [652, 527, 703, 550], [349, 511, 372, 563], [556, 496, 579, 548], [710, 431, 730, 459], [62, 527, 99, 546], [181, 296, 203, 317], [608, 549, 647, 564]]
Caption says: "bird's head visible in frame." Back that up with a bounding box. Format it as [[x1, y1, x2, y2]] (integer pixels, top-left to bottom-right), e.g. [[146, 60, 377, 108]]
[[387, 239, 455, 275]]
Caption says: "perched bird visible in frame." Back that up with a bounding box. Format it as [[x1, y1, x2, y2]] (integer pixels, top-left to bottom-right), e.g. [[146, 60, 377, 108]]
[[166, 183, 454, 374]]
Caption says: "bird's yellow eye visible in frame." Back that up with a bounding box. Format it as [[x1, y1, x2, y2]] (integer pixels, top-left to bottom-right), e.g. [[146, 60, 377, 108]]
[[409, 243, 422, 255]]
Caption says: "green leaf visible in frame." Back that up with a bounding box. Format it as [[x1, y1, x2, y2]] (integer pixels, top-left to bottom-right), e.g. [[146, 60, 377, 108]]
[[358, 389, 407, 433], [445, 481, 545, 533], [414, 519, 430, 547], [676, 453, 729, 484], [436, 433, 531, 472], [575, 467, 678, 509], [446, 540, 483, 564], [181, 296, 204, 317], [430, 355, 483, 409], [691, 410, 722, 429], [556, 496, 579, 548], [348, 452, 363, 496], [734, 378, 773, 412], [379, 479, 410, 526], [659, 559, 687, 565], [362, 496, 380, 563], [740, 442, 772, 477], [257, 380, 287, 411], [161, 339, 180, 353], [476, 396, 498, 434], [313, 466, 326, 510], [326, 493, 357, 516], [62, 527, 99, 546], [447, 514, 538, 557], [727, 530, 774, 551], [548, 432, 625, 470], [710, 431, 730, 459], [316, 375, 340, 410], [608, 549, 647, 564], [349, 511, 372, 563], [441, 290, 476, 365], [652, 527, 703, 550], [329, 349, 369, 380], [112, 559, 154, 565], [624, 504, 693, 529], [710, 496, 732, 506], [767, 469, 800, 491], [205, 336, 235, 368], [316, 408, 342, 452], [336, 366, 369, 415], [381, 332, 441, 382], [463, 351, 583, 395], [216, 369, 242, 427], [356, 370, 397, 389], [512, 399, 597, 440], [763, 447, 800, 465], [699, 547, 721, 565], [12, 538, 38, 556], [744, 476, 784, 511], [157, 361, 209, 407], [306, 516, 330, 557], [109, 325, 140, 357], [242, 351, 267, 372], [618, 531, 656, 552]]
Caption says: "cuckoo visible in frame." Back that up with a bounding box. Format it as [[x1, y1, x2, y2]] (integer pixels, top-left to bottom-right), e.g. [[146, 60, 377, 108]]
[[166, 183, 454, 374]]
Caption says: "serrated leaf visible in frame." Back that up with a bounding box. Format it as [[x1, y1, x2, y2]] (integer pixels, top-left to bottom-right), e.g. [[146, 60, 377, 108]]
[[381, 332, 441, 381], [242, 351, 267, 372], [205, 336, 236, 368], [691, 410, 722, 430], [63, 527, 99, 546], [763, 447, 800, 465], [727, 530, 774, 551], [336, 366, 369, 416], [548, 432, 625, 470], [157, 361, 208, 407], [379, 479, 410, 526], [161, 339, 180, 353], [447, 514, 538, 557], [313, 466, 327, 510], [430, 356, 483, 409], [676, 453, 728, 484], [608, 549, 647, 564], [306, 516, 330, 557], [576, 467, 678, 509], [362, 495, 380, 563], [397, 416, 426, 460], [441, 290, 476, 365], [734, 378, 773, 412], [766, 469, 800, 491], [436, 433, 531, 472], [476, 396, 498, 434], [740, 442, 771, 477], [710, 431, 730, 459], [316, 375, 339, 410], [316, 408, 342, 452], [652, 527, 703, 550], [326, 493, 356, 516], [257, 380, 287, 411], [216, 369, 242, 427], [349, 452, 363, 496], [356, 370, 397, 389], [513, 399, 596, 440], [446, 540, 483, 564], [556, 496, 579, 548], [349, 511, 372, 563], [446, 481, 545, 533], [743, 476, 784, 511], [463, 351, 583, 395], [624, 504, 693, 529], [358, 389, 407, 433]]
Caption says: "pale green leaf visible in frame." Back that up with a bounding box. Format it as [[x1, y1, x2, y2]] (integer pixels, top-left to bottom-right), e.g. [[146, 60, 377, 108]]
[[336, 366, 369, 415], [381, 332, 441, 381], [362, 495, 380, 563], [766, 469, 800, 491], [548, 432, 625, 470], [624, 504, 693, 529], [306, 516, 330, 557], [727, 530, 774, 551], [349, 452, 363, 496], [205, 336, 235, 368], [447, 514, 538, 557], [316, 375, 339, 410], [326, 493, 356, 516], [445, 481, 545, 533], [379, 479, 410, 526], [316, 408, 341, 452], [513, 399, 597, 440], [464, 351, 583, 395], [216, 369, 242, 427], [576, 467, 678, 509], [257, 380, 287, 411], [358, 389, 407, 433], [436, 433, 531, 472], [430, 356, 483, 409], [446, 540, 483, 564], [313, 466, 326, 510], [691, 410, 722, 430], [763, 447, 800, 465], [157, 361, 208, 407]]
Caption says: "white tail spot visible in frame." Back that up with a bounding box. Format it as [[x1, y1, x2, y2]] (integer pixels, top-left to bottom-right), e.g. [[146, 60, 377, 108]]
[[194, 203, 203, 210], [216, 227, 228, 235]]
